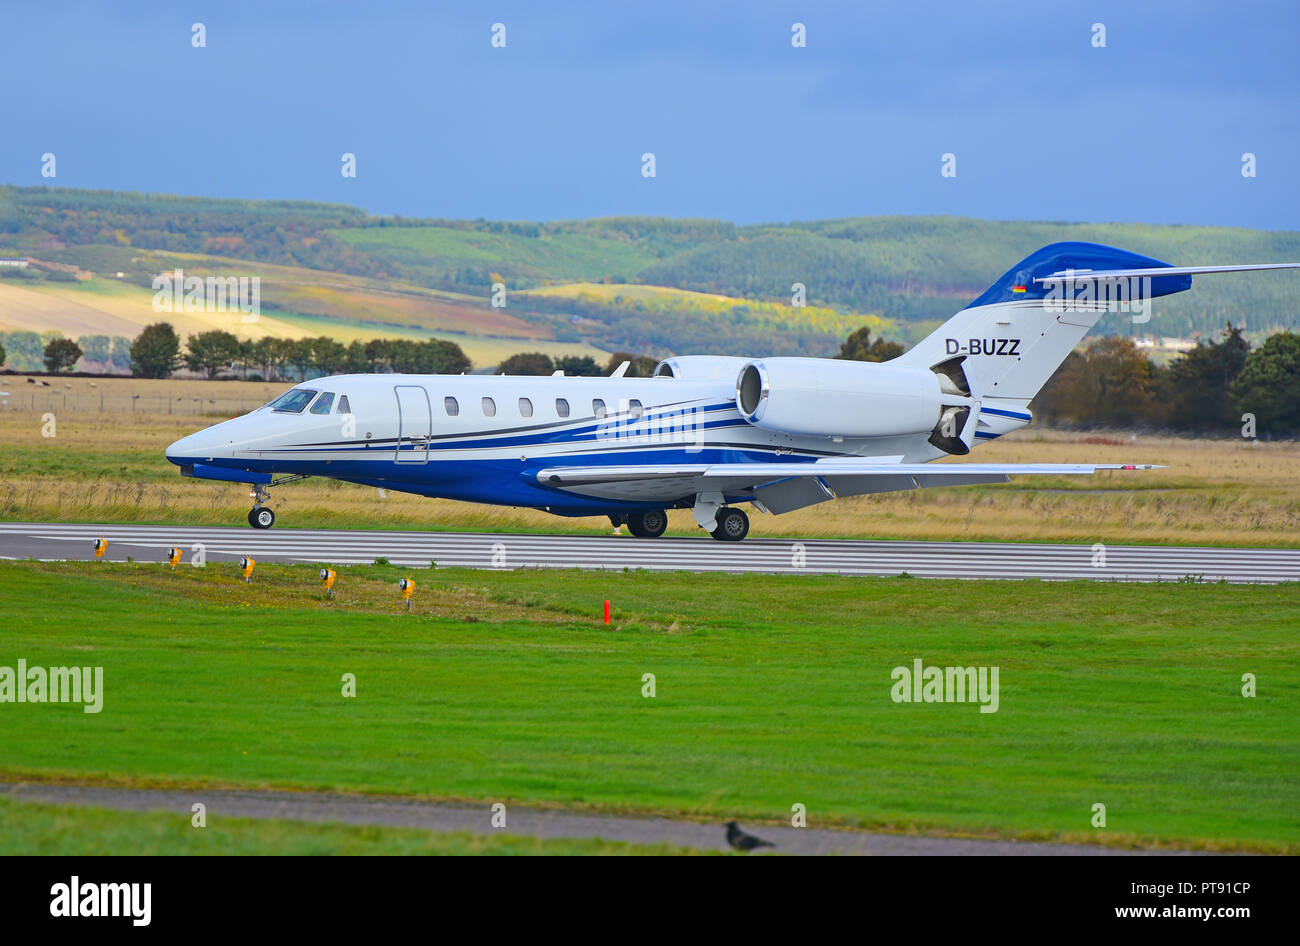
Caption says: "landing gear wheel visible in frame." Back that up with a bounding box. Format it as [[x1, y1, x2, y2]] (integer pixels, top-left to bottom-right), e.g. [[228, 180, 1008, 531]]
[[627, 509, 668, 538], [249, 507, 276, 529], [710, 507, 749, 542]]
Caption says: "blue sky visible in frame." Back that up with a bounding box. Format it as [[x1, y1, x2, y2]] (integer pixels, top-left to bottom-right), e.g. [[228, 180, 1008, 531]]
[[3, 0, 1297, 229]]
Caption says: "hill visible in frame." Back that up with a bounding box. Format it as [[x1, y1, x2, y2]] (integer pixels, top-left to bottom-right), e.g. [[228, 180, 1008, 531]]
[[3, 184, 1299, 363]]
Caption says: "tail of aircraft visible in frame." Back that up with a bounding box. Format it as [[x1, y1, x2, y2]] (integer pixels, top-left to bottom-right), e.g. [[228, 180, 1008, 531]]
[[896, 242, 1300, 410], [896, 242, 1190, 404]]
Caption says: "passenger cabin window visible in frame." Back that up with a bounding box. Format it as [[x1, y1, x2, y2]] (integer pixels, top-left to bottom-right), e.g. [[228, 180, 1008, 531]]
[[592, 398, 606, 419], [309, 392, 335, 415], [518, 397, 533, 418], [270, 389, 317, 413], [337, 395, 351, 414], [444, 396, 459, 416], [629, 399, 644, 419], [555, 397, 570, 418], [481, 396, 496, 417]]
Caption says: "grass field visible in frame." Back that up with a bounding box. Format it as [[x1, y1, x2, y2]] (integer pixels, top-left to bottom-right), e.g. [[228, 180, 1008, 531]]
[[0, 797, 712, 855], [0, 560, 1296, 852], [3, 376, 1298, 546]]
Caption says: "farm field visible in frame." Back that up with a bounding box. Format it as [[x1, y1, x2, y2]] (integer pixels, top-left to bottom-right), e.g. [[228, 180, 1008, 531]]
[[2, 376, 1298, 547], [0, 560, 1296, 852], [0, 250, 607, 368]]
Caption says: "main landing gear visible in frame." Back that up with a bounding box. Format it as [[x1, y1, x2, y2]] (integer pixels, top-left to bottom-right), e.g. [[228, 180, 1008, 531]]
[[614, 507, 749, 541], [626, 509, 668, 538], [709, 507, 749, 542]]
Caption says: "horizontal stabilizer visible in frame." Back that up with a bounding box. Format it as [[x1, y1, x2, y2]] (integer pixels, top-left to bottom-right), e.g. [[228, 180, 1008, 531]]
[[1034, 262, 1300, 282]]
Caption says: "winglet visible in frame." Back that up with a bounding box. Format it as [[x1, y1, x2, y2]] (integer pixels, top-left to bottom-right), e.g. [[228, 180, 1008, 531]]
[[610, 360, 630, 378]]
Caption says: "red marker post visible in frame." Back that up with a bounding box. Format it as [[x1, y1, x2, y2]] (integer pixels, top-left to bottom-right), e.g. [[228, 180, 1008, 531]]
[[603, 600, 610, 625]]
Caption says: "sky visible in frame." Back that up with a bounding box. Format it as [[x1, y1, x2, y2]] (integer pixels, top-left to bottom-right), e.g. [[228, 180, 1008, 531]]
[[3, 0, 1298, 229]]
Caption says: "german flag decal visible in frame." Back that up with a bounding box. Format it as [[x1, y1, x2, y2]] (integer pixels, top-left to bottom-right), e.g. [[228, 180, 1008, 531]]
[[1011, 285, 1027, 293]]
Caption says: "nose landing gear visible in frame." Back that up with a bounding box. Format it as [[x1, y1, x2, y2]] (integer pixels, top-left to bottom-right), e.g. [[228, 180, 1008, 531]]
[[248, 484, 275, 529], [243, 474, 310, 529]]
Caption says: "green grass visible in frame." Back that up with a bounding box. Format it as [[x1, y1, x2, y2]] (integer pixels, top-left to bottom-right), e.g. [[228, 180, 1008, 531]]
[[0, 561, 1296, 852], [0, 797, 713, 855]]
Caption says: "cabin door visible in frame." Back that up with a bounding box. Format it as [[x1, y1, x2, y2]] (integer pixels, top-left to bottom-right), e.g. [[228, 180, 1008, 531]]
[[394, 385, 431, 464]]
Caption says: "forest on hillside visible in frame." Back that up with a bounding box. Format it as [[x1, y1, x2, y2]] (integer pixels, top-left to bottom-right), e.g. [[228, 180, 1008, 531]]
[[3, 185, 1299, 351]]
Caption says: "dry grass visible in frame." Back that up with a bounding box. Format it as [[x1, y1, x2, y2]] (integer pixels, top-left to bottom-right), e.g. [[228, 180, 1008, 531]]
[[5, 377, 1298, 546]]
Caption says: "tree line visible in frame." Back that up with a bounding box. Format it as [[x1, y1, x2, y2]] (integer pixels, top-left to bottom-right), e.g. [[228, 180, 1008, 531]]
[[1033, 325, 1300, 435], [836, 324, 1300, 435], [119, 325, 472, 381]]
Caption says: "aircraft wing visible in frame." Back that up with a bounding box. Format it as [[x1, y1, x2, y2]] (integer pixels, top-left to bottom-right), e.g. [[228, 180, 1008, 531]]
[[534, 459, 1162, 511]]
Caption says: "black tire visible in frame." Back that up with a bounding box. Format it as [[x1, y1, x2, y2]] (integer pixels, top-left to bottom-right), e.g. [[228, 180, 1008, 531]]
[[710, 507, 749, 542], [627, 509, 668, 538], [249, 507, 275, 529]]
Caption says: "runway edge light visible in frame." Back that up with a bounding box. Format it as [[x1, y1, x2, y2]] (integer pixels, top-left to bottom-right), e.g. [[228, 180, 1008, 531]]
[[398, 577, 415, 611], [167, 547, 182, 569], [320, 567, 336, 598], [240, 557, 255, 583], [92, 538, 107, 560]]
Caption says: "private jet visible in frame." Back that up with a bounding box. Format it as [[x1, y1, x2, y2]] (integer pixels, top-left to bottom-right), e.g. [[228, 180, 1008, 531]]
[[166, 242, 1298, 540]]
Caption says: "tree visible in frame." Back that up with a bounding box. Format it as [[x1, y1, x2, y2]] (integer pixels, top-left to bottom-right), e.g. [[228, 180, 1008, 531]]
[[345, 339, 368, 373], [131, 323, 181, 378], [1159, 324, 1250, 431], [604, 351, 657, 377], [183, 330, 242, 379], [1230, 332, 1300, 436], [555, 355, 602, 376], [43, 337, 83, 373], [498, 352, 554, 375], [308, 336, 350, 376], [1033, 336, 1157, 427], [109, 336, 133, 371], [0, 339, 5, 368], [0, 331, 43, 371], [285, 339, 315, 381], [837, 326, 904, 363], [415, 338, 471, 374], [77, 335, 112, 365]]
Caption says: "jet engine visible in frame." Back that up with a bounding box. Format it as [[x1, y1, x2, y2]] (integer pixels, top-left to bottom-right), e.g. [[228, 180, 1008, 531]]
[[654, 355, 754, 380], [734, 356, 978, 450]]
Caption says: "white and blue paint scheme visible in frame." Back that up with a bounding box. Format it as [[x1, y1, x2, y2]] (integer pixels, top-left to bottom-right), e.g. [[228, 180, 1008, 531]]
[[166, 243, 1298, 540]]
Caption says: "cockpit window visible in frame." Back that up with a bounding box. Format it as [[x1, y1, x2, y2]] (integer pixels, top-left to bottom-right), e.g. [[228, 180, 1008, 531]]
[[309, 392, 335, 415], [269, 389, 317, 413], [337, 395, 351, 414]]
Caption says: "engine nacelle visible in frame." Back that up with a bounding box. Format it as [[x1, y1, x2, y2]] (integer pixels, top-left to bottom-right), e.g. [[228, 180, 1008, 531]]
[[735, 357, 945, 438], [655, 355, 754, 380]]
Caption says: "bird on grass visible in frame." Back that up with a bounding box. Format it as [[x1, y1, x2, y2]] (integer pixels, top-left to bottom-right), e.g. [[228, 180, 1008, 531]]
[[725, 821, 774, 852]]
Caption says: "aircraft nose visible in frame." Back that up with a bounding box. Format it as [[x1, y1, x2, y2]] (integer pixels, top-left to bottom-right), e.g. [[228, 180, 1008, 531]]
[[165, 426, 235, 464]]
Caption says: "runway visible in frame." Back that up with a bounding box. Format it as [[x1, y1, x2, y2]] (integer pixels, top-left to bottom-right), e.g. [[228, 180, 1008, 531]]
[[0, 782, 1190, 855], [1, 521, 1297, 582]]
